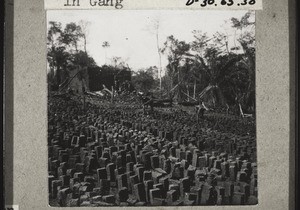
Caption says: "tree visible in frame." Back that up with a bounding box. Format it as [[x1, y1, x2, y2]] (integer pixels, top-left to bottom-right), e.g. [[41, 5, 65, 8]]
[[191, 30, 211, 57], [161, 35, 190, 102], [213, 32, 230, 54], [132, 69, 156, 93], [230, 11, 256, 114], [189, 31, 211, 99], [229, 11, 254, 53], [145, 18, 163, 93], [71, 50, 97, 70], [193, 47, 243, 107], [47, 21, 62, 75], [47, 21, 98, 92], [47, 21, 70, 88], [62, 22, 84, 52], [110, 56, 126, 69], [47, 21, 63, 47], [182, 11, 256, 116], [190, 49, 251, 116], [52, 46, 70, 86], [145, 66, 159, 80], [161, 74, 173, 98], [79, 20, 91, 53]]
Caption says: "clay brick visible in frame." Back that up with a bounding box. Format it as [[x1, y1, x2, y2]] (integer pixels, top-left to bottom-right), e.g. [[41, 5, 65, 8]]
[[133, 183, 146, 202], [118, 187, 129, 202], [144, 180, 154, 203], [102, 195, 116, 204], [117, 174, 128, 190], [106, 163, 116, 182], [97, 168, 107, 181]]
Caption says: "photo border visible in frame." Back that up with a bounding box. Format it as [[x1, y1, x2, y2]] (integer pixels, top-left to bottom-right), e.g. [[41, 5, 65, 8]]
[[4, 0, 297, 209]]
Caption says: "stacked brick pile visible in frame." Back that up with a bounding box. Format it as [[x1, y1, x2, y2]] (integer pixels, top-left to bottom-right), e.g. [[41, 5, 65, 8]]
[[48, 95, 257, 207]]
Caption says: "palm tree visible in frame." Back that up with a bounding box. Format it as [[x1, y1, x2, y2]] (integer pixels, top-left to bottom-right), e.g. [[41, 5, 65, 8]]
[[186, 47, 246, 115], [231, 11, 256, 114], [189, 19, 255, 116]]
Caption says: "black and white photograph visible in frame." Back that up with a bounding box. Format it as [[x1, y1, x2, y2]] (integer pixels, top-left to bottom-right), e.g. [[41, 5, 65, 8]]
[[47, 10, 257, 207]]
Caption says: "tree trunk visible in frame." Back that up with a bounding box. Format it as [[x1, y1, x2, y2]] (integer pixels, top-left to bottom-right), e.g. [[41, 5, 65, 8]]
[[193, 79, 196, 99], [75, 42, 78, 53], [177, 68, 181, 102], [156, 32, 163, 95], [83, 34, 87, 53], [234, 30, 237, 54], [186, 85, 190, 102], [225, 41, 230, 54]]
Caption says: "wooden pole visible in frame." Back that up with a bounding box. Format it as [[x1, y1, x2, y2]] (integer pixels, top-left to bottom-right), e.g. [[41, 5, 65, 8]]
[[182, 91, 197, 102], [193, 80, 196, 99], [111, 86, 114, 103]]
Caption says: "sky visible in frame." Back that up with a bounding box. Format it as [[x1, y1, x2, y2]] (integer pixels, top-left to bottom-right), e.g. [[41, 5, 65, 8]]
[[47, 10, 254, 74]]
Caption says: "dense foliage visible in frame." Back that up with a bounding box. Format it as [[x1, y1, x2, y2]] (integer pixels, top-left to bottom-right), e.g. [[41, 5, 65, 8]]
[[160, 11, 255, 115], [47, 11, 255, 116]]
